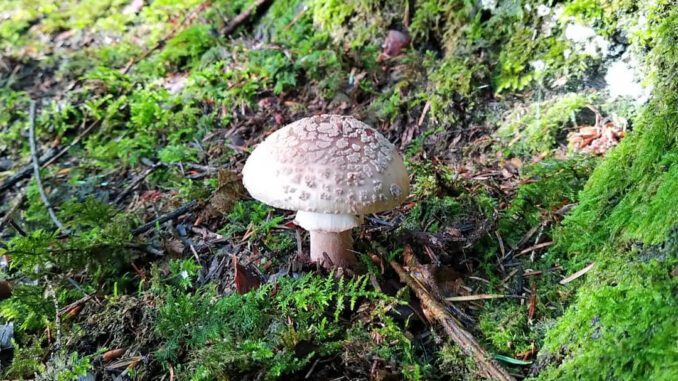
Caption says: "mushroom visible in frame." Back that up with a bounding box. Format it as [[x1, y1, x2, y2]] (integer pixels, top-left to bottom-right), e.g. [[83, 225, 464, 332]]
[[242, 114, 409, 269]]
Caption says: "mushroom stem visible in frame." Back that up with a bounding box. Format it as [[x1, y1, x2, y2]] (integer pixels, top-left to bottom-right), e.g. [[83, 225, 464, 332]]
[[309, 230, 357, 269]]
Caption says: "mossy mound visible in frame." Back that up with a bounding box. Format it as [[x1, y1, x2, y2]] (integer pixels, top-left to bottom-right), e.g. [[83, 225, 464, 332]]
[[535, 3, 678, 379]]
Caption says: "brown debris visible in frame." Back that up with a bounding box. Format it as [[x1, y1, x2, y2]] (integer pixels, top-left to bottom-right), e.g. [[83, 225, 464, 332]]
[[527, 283, 537, 323], [559, 262, 595, 285], [102, 348, 126, 362], [568, 119, 625, 155], [233, 256, 262, 294], [208, 169, 246, 214], [390, 260, 515, 381], [381, 30, 411, 59]]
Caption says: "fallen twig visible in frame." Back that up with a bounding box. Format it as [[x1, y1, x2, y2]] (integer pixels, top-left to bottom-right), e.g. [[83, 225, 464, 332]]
[[523, 266, 563, 277], [222, 0, 273, 35], [0, 148, 57, 193], [417, 100, 431, 127], [114, 163, 164, 204], [28, 101, 67, 233], [41, 118, 101, 168], [0, 189, 27, 231], [194, 237, 229, 254], [131, 200, 198, 236], [516, 241, 554, 257], [0, 118, 100, 193], [390, 261, 514, 381], [559, 262, 595, 285], [445, 294, 506, 302], [58, 294, 95, 316]]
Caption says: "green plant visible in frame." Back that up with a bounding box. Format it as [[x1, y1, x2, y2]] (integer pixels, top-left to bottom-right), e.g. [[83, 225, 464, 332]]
[[535, 3, 678, 379], [37, 351, 95, 381], [152, 270, 383, 379], [499, 157, 596, 247], [221, 200, 284, 241], [496, 94, 590, 157]]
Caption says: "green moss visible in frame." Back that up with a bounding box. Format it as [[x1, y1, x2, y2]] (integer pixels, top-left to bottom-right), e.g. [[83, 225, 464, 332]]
[[425, 54, 488, 123], [4, 0, 676, 379], [159, 24, 216, 72], [496, 93, 590, 157], [4, 336, 47, 377], [479, 303, 533, 354], [5, 196, 133, 280], [308, 0, 393, 49], [36, 351, 95, 381], [152, 268, 430, 380], [409, 0, 474, 54], [499, 157, 596, 247], [537, 3, 678, 379], [470, 156, 597, 360], [0, 284, 54, 332], [437, 343, 480, 380], [0, 90, 30, 154], [539, 239, 678, 380], [406, 158, 456, 199], [554, 5, 678, 261]]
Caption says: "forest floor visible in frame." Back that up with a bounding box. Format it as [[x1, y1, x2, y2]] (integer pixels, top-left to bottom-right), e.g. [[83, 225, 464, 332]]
[[0, 0, 677, 380]]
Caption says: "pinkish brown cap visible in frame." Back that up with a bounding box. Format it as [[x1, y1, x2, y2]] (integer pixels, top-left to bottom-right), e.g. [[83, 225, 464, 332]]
[[242, 115, 409, 232]]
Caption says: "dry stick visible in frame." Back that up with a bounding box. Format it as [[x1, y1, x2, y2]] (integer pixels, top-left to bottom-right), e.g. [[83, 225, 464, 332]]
[[131, 200, 198, 236], [222, 0, 273, 35], [0, 148, 57, 193], [46, 280, 62, 352], [41, 119, 101, 168], [445, 294, 506, 302], [0, 190, 27, 231], [0, 119, 100, 194], [28, 101, 67, 233], [559, 262, 595, 285], [114, 163, 164, 204], [390, 261, 515, 381]]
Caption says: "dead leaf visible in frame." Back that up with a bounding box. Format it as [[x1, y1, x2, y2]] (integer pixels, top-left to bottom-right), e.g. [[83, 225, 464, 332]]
[[163, 239, 185, 257], [402, 245, 463, 299], [516, 342, 537, 361], [381, 30, 411, 58], [140, 190, 162, 203], [509, 157, 523, 170], [528, 283, 537, 323], [210, 170, 245, 214], [560, 262, 595, 284], [568, 121, 624, 155], [105, 356, 143, 371], [102, 348, 125, 362], [0, 280, 12, 300], [62, 304, 83, 319], [402, 245, 417, 268], [233, 256, 261, 294]]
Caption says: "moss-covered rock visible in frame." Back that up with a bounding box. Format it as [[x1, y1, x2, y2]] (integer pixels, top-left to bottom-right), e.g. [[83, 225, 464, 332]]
[[535, 2, 678, 379]]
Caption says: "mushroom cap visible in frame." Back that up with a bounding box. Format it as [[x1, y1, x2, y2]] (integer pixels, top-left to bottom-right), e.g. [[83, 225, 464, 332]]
[[242, 114, 409, 215]]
